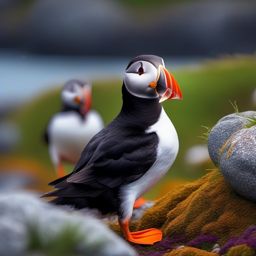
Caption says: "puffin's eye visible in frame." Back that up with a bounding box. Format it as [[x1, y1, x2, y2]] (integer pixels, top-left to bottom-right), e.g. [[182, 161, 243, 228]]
[[138, 67, 144, 75]]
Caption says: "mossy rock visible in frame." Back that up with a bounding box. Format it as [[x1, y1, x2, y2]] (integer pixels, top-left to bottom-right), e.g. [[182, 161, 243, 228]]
[[164, 246, 218, 256], [226, 244, 255, 256], [136, 170, 256, 244]]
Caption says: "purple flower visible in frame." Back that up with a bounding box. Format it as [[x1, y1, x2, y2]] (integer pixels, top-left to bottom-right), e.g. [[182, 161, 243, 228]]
[[241, 226, 256, 240], [157, 236, 185, 249], [187, 234, 218, 248], [135, 235, 185, 256], [220, 225, 256, 254]]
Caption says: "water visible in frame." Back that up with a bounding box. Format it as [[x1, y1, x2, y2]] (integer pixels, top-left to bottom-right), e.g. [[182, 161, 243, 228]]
[[0, 51, 201, 104]]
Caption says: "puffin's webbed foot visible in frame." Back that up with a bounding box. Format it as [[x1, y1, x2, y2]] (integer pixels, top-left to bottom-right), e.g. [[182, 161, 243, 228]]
[[120, 219, 162, 245], [133, 197, 147, 209]]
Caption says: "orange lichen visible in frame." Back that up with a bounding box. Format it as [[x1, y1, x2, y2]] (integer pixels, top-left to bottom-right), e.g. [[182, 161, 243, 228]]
[[136, 171, 256, 244], [226, 244, 255, 256], [164, 246, 218, 256], [156, 180, 190, 198]]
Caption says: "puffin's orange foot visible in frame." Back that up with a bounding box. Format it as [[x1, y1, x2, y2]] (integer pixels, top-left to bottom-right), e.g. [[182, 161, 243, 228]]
[[133, 197, 147, 209], [127, 228, 162, 245]]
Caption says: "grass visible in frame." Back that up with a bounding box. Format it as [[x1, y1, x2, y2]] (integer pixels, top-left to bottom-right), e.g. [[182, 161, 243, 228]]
[[245, 117, 256, 128], [27, 222, 83, 256], [198, 125, 211, 141], [229, 100, 240, 113], [8, 55, 256, 197]]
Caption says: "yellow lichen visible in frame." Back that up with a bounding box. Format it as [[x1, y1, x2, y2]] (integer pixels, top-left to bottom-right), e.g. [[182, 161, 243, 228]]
[[136, 171, 256, 244], [226, 244, 255, 256], [164, 246, 218, 256], [219, 133, 237, 160]]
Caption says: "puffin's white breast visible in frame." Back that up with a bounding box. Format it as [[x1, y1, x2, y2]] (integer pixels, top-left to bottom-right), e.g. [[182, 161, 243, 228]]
[[49, 110, 104, 163], [122, 108, 179, 198]]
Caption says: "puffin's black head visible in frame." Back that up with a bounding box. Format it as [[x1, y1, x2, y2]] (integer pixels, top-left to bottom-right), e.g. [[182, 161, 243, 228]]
[[124, 55, 182, 103], [61, 79, 92, 113]]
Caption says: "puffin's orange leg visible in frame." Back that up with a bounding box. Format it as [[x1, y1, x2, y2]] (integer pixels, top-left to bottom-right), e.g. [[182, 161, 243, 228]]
[[119, 219, 162, 245], [133, 197, 147, 209], [56, 162, 65, 178]]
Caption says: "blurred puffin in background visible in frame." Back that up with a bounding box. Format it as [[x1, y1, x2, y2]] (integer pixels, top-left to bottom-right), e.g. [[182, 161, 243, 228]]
[[44, 79, 104, 177], [44, 55, 182, 245]]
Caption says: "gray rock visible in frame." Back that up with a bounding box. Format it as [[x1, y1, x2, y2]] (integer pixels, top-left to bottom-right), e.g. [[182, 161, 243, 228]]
[[208, 111, 256, 166], [0, 192, 137, 256], [0, 172, 35, 192], [219, 127, 256, 201], [0, 218, 26, 256], [208, 111, 256, 201], [0, 122, 20, 153]]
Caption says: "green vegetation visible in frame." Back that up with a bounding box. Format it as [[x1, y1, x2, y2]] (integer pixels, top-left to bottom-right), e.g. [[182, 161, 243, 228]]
[[27, 223, 83, 256], [245, 116, 256, 128], [10, 55, 256, 197]]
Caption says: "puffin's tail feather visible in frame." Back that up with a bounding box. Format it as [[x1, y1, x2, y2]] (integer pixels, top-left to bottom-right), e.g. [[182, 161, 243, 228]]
[[48, 173, 72, 187], [43, 184, 119, 214], [50, 197, 90, 209]]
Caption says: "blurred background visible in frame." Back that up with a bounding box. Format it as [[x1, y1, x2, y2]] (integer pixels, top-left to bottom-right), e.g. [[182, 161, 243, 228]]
[[0, 0, 256, 198]]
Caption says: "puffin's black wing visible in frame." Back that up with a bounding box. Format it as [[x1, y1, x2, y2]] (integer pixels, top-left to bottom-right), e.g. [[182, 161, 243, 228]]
[[71, 131, 158, 188], [48, 124, 158, 191], [47, 129, 103, 187]]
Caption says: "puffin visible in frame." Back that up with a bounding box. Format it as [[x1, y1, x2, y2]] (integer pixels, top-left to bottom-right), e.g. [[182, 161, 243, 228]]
[[44, 55, 182, 245], [44, 79, 104, 177]]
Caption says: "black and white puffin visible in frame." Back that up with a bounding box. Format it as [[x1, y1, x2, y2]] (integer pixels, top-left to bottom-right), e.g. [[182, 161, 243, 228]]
[[44, 80, 104, 177], [44, 55, 182, 245]]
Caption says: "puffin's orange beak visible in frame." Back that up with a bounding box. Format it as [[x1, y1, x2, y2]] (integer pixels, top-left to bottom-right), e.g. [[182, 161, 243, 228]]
[[74, 96, 81, 104], [83, 88, 92, 113], [73, 88, 92, 114], [149, 65, 182, 103]]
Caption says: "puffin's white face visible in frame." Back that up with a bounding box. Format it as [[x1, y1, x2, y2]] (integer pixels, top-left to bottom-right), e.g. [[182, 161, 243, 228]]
[[124, 57, 183, 103], [61, 82, 91, 108], [124, 60, 159, 99]]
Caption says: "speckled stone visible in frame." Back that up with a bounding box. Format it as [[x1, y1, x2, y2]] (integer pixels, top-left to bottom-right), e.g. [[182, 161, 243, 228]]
[[220, 127, 256, 201], [208, 111, 256, 201], [208, 111, 256, 166]]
